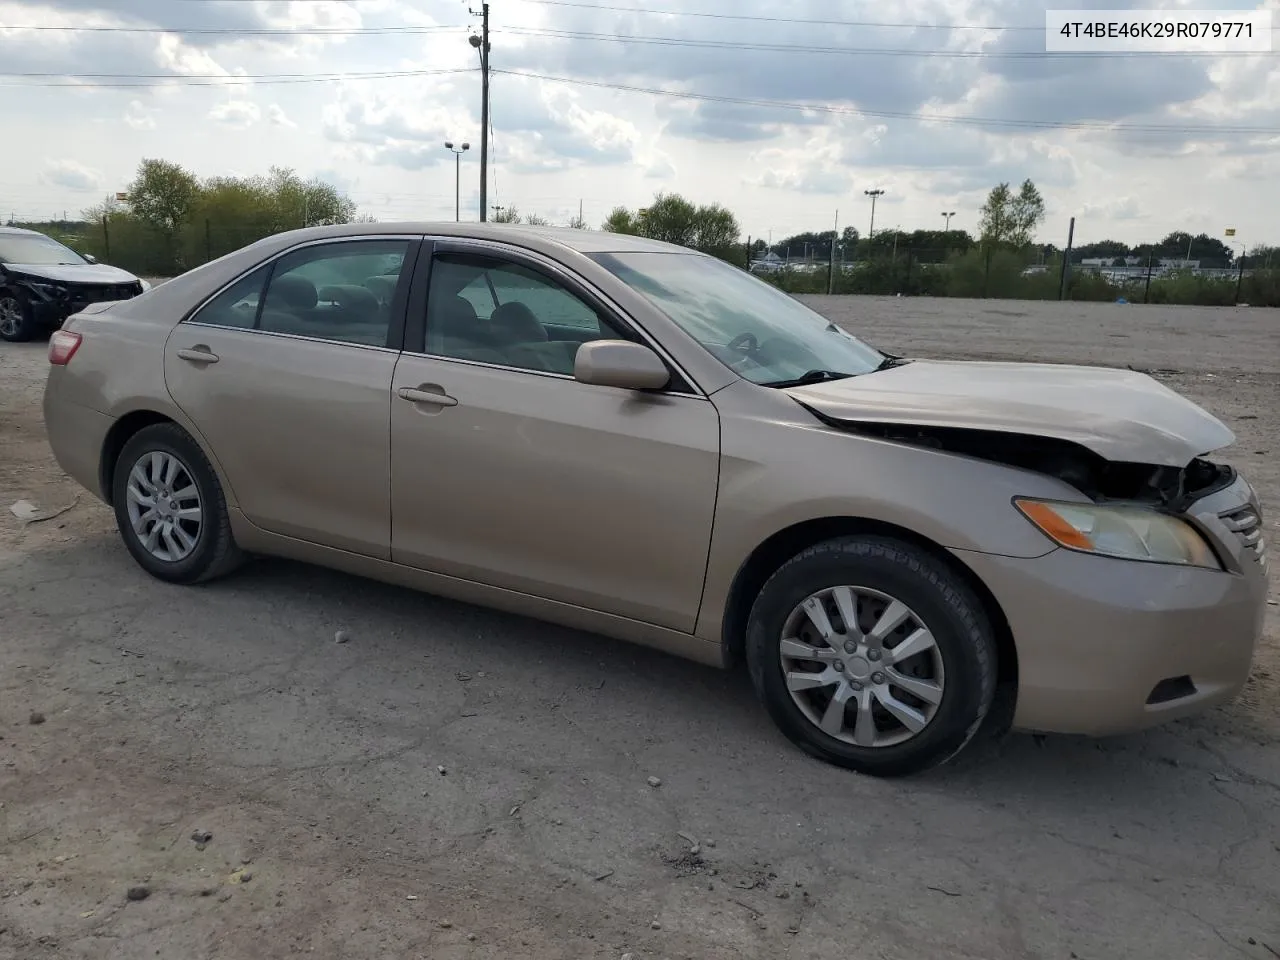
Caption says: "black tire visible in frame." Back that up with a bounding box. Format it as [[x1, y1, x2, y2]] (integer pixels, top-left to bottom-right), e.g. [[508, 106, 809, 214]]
[[746, 536, 997, 778], [0, 290, 35, 342], [111, 422, 244, 584]]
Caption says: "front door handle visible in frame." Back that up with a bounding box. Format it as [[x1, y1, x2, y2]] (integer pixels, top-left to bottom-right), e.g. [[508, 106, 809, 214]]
[[397, 385, 458, 407], [176, 346, 219, 364]]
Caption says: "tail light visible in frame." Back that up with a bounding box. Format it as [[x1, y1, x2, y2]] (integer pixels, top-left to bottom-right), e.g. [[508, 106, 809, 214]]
[[49, 330, 82, 365]]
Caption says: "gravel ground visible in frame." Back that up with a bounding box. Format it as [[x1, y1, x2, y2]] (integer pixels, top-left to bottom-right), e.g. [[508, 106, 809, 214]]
[[1, 296, 1278, 960]]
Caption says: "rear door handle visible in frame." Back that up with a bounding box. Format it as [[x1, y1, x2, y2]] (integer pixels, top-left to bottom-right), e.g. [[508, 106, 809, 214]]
[[177, 347, 219, 364], [397, 385, 458, 407]]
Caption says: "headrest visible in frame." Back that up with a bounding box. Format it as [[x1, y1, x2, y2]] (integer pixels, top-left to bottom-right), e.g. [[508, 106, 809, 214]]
[[490, 301, 548, 341], [269, 273, 318, 310]]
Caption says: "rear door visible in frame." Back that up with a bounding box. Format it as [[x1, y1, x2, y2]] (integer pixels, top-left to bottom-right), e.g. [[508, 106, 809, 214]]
[[388, 240, 721, 631], [164, 236, 419, 559]]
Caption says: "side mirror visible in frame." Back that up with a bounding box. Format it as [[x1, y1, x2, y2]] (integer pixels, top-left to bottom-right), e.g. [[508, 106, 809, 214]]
[[82, 253, 98, 264], [574, 340, 670, 391]]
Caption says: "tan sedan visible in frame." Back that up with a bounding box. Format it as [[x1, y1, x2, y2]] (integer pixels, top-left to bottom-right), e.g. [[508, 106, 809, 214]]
[[42, 223, 1268, 776]]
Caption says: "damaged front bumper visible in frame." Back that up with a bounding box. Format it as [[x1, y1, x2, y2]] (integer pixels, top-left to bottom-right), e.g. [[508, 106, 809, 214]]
[[956, 472, 1268, 736]]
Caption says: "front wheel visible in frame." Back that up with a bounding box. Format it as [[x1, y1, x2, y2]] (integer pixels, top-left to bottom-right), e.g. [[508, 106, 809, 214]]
[[746, 536, 997, 777], [0, 290, 34, 342], [111, 423, 244, 584]]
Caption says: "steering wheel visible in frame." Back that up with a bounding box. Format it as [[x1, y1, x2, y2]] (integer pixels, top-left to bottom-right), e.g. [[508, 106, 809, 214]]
[[727, 332, 758, 355]]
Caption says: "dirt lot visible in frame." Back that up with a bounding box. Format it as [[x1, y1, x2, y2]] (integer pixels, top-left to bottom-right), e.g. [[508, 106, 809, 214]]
[[2, 296, 1278, 960]]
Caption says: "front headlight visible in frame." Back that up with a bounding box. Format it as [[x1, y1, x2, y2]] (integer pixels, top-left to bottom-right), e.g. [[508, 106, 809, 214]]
[[1015, 498, 1222, 569], [23, 280, 66, 300]]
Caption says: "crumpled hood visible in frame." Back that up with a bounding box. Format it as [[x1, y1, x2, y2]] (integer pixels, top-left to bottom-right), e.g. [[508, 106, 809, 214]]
[[4, 261, 138, 284], [787, 359, 1235, 467]]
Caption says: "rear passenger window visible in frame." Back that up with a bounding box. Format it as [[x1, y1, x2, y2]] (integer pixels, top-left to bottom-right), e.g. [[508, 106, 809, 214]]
[[258, 240, 409, 347], [191, 265, 270, 329]]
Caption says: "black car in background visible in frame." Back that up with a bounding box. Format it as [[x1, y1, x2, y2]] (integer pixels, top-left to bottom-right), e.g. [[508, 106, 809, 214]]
[[0, 226, 148, 342]]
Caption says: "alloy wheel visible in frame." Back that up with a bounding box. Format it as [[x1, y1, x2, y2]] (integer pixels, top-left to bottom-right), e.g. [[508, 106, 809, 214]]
[[125, 451, 204, 562], [779, 585, 946, 748], [0, 297, 22, 338]]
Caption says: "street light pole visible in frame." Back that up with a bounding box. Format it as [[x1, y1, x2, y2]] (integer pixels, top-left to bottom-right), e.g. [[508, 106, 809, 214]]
[[444, 141, 470, 222], [864, 189, 884, 240], [942, 211, 955, 232]]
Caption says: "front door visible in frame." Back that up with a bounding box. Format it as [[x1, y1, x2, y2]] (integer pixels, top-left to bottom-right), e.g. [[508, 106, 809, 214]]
[[389, 244, 720, 632], [164, 237, 418, 559]]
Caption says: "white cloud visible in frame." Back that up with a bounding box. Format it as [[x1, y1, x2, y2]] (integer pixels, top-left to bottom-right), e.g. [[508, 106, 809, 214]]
[[267, 104, 297, 128], [124, 100, 157, 131], [40, 159, 102, 192], [1, 0, 1277, 244], [209, 100, 262, 128]]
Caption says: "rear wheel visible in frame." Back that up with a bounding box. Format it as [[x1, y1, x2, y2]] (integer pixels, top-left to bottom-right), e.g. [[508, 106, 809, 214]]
[[111, 423, 243, 583], [746, 536, 997, 777], [0, 291, 34, 342]]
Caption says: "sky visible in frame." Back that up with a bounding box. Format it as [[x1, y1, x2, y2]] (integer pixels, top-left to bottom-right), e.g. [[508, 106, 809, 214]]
[[1, 0, 1278, 249]]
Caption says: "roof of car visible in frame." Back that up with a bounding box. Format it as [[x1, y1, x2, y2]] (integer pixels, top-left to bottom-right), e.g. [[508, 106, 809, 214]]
[[0, 226, 44, 237], [252, 221, 699, 257]]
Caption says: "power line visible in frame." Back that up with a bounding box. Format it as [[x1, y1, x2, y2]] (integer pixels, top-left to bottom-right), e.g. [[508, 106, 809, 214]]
[[516, 0, 1045, 30], [0, 67, 477, 88], [517, 0, 1280, 31], [492, 68, 1280, 135], [7, 24, 470, 36], [502, 26, 1278, 58]]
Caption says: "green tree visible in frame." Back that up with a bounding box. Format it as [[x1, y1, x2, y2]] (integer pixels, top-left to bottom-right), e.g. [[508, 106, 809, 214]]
[[604, 192, 742, 261], [601, 206, 638, 234], [125, 158, 199, 270], [979, 179, 1045, 247]]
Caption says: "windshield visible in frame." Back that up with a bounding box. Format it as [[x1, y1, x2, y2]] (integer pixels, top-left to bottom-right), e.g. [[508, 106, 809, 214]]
[[0, 234, 87, 266], [589, 251, 884, 385]]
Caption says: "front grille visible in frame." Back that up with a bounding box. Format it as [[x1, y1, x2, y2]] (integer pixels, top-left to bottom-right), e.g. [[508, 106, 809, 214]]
[[68, 283, 139, 303], [1219, 505, 1265, 561]]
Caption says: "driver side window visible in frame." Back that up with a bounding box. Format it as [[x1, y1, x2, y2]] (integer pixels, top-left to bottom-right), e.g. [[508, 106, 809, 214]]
[[424, 253, 623, 376]]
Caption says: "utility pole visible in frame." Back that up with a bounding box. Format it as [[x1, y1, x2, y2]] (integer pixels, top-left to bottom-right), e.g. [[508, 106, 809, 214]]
[[469, 3, 490, 222], [827, 210, 838, 294], [1143, 251, 1154, 304], [864, 189, 884, 240], [1235, 252, 1246, 304], [1058, 216, 1075, 301]]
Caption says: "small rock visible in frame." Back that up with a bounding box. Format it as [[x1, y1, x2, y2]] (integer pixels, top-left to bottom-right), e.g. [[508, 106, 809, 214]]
[[704, 839, 715, 848], [1214, 773, 1234, 783], [777, 890, 789, 899], [334, 630, 350, 644], [218, 891, 232, 903], [467, 933, 477, 942], [439, 920, 453, 929], [456, 672, 472, 682], [650, 920, 662, 929], [191, 830, 213, 844], [28, 712, 45, 726], [406, 895, 418, 901], [647, 776, 662, 788], [621, 954, 635, 960], [794, 879, 803, 888], [437, 765, 447, 776], [126, 885, 150, 902], [689, 844, 700, 855]]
